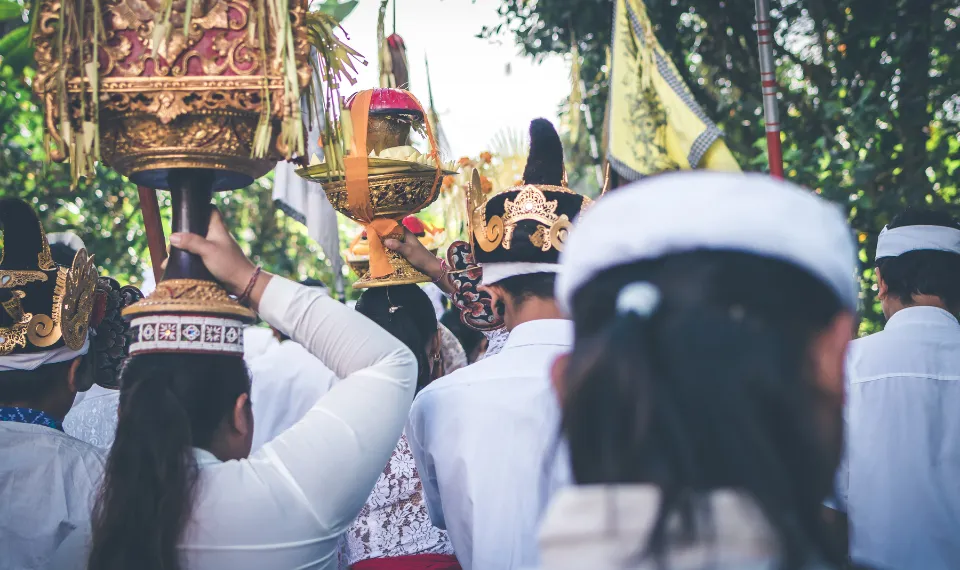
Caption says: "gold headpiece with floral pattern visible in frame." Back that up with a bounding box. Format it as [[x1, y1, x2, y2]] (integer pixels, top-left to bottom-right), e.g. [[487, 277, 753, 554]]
[[0, 199, 99, 357], [471, 168, 588, 255]]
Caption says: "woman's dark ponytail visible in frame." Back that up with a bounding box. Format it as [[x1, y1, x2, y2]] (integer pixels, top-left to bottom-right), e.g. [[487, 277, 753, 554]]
[[88, 354, 250, 570], [561, 251, 845, 570]]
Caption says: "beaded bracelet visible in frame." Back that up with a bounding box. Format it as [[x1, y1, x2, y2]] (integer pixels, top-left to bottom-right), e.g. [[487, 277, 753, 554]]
[[238, 266, 262, 306], [433, 258, 449, 284]]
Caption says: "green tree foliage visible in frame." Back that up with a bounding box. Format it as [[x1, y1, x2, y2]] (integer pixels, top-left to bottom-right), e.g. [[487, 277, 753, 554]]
[[0, 67, 338, 289], [485, 0, 960, 331]]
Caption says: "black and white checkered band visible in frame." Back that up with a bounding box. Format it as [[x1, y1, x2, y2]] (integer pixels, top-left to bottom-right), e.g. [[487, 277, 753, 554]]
[[129, 315, 244, 356]]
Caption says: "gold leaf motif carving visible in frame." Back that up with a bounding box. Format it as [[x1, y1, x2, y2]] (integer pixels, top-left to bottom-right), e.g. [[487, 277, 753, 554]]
[[122, 278, 255, 320], [0, 271, 49, 288], [61, 249, 98, 350], [0, 320, 31, 356], [27, 314, 62, 347], [153, 92, 192, 124]]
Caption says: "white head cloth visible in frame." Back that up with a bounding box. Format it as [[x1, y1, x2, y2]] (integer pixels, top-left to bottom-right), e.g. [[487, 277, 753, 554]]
[[481, 262, 559, 286], [875, 225, 960, 259], [555, 172, 858, 313], [0, 337, 89, 372], [47, 232, 87, 253]]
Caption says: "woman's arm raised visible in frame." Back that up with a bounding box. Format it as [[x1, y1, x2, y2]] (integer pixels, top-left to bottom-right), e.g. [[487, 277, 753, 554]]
[[171, 211, 417, 530]]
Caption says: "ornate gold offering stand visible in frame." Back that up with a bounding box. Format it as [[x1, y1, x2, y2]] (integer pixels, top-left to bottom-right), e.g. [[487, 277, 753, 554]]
[[32, 0, 313, 345], [296, 88, 456, 289]]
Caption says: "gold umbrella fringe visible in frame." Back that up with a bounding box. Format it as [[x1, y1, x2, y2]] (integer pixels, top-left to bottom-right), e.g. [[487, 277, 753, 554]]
[[303, 11, 366, 180], [32, 0, 105, 182]]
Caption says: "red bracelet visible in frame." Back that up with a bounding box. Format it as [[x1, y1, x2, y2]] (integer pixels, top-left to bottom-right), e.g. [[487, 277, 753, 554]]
[[238, 266, 262, 306], [433, 259, 449, 284]]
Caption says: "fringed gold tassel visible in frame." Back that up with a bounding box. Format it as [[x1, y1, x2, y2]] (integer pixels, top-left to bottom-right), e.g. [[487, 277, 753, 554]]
[[304, 11, 365, 178], [251, 0, 272, 158], [41, 0, 104, 184], [276, 0, 303, 157]]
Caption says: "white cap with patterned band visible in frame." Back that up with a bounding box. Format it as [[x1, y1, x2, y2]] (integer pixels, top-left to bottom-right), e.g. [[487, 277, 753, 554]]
[[129, 315, 245, 355], [875, 225, 960, 259]]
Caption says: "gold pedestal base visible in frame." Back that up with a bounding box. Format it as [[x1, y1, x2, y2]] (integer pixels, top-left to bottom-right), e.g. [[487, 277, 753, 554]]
[[122, 279, 256, 322], [352, 250, 433, 289]]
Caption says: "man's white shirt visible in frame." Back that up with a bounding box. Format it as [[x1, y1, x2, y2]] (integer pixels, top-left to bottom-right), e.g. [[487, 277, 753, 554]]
[[407, 319, 573, 570], [0, 422, 105, 569], [839, 306, 960, 570]]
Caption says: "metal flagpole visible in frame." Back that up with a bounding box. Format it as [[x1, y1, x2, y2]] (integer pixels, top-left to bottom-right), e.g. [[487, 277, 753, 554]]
[[754, 0, 785, 179]]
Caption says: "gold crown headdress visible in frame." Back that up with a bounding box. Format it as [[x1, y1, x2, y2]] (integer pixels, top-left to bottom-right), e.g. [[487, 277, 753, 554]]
[[0, 199, 99, 357], [471, 168, 581, 255]]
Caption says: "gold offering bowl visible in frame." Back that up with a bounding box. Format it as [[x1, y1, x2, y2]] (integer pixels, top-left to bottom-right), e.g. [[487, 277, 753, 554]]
[[345, 255, 370, 278], [322, 170, 449, 288], [345, 247, 438, 280]]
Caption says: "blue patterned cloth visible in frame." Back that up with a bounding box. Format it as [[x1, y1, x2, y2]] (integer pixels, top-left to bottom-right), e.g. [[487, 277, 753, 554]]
[[0, 406, 63, 431]]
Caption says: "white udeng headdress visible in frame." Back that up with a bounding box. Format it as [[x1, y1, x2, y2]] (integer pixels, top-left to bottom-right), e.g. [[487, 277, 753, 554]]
[[875, 225, 960, 259], [555, 172, 859, 313]]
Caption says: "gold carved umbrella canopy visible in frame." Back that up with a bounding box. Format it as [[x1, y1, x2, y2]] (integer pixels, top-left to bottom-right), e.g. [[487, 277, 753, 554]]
[[32, 0, 312, 190], [28, 0, 363, 341]]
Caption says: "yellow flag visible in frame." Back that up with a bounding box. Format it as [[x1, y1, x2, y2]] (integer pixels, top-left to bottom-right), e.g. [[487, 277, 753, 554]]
[[607, 0, 740, 180]]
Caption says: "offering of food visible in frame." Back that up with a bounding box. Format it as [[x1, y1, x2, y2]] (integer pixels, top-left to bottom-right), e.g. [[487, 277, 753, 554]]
[[298, 88, 456, 288], [301, 88, 456, 178]]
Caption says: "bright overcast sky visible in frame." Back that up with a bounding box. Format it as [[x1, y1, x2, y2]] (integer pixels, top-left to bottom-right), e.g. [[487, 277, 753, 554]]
[[339, 0, 571, 158]]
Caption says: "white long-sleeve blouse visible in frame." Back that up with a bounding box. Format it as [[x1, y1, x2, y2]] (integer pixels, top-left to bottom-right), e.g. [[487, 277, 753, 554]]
[[53, 276, 418, 570]]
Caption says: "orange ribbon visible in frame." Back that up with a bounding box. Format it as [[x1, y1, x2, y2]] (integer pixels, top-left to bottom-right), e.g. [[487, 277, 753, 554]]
[[343, 89, 443, 279], [345, 90, 395, 278]]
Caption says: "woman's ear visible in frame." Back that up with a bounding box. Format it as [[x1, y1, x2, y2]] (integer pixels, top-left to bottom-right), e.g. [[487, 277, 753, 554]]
[[875, 267, 888, 301], [232, 392, 252, 438]]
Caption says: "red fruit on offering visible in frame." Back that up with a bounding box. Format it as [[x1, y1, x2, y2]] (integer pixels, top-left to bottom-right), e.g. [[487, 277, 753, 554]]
[[402, 216, 426, 236]]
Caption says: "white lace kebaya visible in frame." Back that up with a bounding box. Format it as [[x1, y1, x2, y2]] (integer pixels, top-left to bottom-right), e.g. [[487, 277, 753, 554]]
[[342, 434, 454, 564]]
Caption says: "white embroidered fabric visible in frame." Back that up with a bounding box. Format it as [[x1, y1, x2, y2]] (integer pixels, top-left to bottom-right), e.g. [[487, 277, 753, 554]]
[[481, 328, 509, 360], [63, 387, 120, 450], [439, 324, 467, 374], [342, 434, 454, 564]]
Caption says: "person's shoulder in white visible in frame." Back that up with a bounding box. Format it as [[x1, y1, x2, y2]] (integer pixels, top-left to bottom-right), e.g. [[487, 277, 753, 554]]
[[247, 333, 338, 451], [1, 423, 105, 570], [847, 306, 960, 381]]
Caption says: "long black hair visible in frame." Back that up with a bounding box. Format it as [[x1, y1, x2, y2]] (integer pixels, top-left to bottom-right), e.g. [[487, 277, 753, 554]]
[[561, 250, 846, 570], [356, 284, 438, 391], [88, 354, 251, 570]]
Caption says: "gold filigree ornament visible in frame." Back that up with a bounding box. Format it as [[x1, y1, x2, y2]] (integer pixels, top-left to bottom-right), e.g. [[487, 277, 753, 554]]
[[0, 291, 32, 356], [0, 271, 49, 288], [500, 185, 559, 251], [469, 169, 503, 253], [61, 249, 99, 350], [548, 214, 573, 252], [473, 184, 588, 253]]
